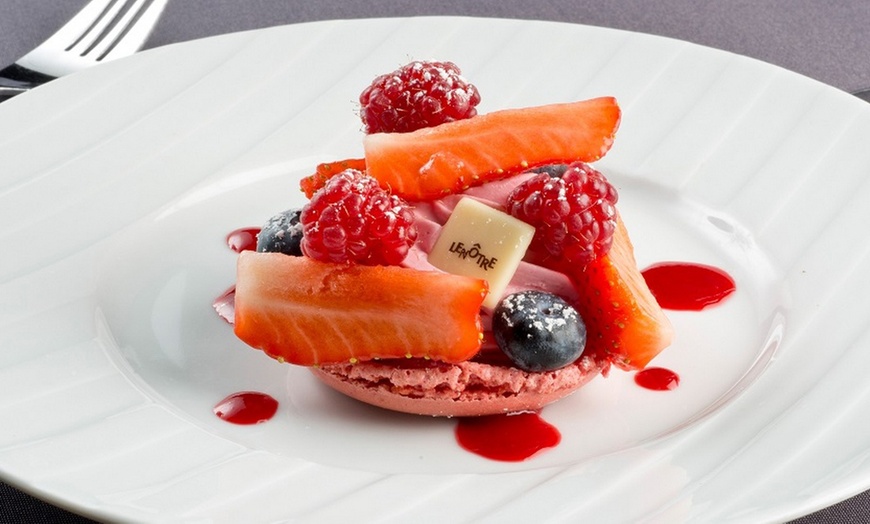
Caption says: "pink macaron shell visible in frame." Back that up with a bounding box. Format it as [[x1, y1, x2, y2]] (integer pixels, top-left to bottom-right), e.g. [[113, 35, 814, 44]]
[[310, 355, 606, 417]]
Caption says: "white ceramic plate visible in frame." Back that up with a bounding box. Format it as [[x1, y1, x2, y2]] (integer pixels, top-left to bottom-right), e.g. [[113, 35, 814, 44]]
[[2, 17, 869, 523]]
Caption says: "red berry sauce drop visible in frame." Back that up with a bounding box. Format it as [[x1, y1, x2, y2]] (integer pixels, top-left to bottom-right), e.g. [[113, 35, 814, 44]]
[[635, 367, 680, 391], [642, 262, 735, 311], [214, 391, 278, 425], [213, 286, 235, 324], [226, 227, 260, 253], [455, 412, 561, 461]]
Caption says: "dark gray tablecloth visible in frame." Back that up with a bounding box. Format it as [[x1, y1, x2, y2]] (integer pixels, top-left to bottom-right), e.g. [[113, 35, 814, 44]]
[[1, 1, 869, 522]]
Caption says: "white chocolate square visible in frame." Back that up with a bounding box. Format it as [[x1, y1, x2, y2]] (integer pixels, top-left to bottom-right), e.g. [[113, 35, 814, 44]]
[[428, 197, 535, 308]]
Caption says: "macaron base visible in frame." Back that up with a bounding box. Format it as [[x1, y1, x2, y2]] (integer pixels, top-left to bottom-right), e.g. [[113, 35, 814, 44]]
[[310, 355, 606, 417]]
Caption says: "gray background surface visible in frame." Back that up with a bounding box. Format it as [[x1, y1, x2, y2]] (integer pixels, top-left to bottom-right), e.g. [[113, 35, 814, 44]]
[[1, 1, 869, 522]]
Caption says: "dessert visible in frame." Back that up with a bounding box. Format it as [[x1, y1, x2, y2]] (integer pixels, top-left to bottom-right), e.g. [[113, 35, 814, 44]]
[[231, 60, 677, 418]]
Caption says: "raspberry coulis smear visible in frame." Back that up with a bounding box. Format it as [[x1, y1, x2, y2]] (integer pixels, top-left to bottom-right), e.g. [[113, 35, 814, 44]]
[[455, 412, 560, 461], [213, 391, 278, 425], [226, 227, 260, 253], [642, 262, 736, 310], [634, 367, 680, 391]]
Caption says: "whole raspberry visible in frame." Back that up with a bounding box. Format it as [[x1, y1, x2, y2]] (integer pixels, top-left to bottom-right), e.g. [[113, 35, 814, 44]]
[[301, 169, 417, 265], [506, 162, 618, 266], [359, 60, 481, 134]]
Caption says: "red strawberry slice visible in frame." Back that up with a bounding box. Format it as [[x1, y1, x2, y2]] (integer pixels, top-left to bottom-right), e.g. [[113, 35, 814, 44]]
[[300, 158, 367, 199], [363, 97, 620, 201], [233, 252, 488, 366], [560, 217, 674, 369]]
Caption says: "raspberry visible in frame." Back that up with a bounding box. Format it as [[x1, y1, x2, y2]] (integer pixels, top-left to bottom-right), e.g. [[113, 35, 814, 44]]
[[359, 60, 481, 134], [300, 169, 417, 265], [506, 162, 618, 266]]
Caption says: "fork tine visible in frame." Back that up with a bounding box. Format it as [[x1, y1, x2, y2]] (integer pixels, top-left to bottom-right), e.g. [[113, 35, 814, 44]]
[[64, 0, 131, 56], [70, 0, 168, 63], [31, 0, 118, 54], [92, 0, 169, 62], [14, 0, 167, 78]]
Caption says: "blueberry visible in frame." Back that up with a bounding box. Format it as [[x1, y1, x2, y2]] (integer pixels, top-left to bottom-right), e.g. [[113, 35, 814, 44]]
[[528, 163, 569, 178], [257, 208, 304, 256], [492, 290, 586, 372]]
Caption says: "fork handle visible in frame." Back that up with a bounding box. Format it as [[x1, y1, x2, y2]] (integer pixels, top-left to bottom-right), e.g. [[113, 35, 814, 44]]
[[0, 64, 55, 103]]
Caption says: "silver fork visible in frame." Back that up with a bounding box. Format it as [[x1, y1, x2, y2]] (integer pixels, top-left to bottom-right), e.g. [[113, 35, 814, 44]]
[[0, 0, 168, 103]]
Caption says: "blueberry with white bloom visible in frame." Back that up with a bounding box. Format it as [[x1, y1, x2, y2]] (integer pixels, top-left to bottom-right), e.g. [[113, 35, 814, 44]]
[[492, 290, 586, 372], [257, 208, 304, 256]]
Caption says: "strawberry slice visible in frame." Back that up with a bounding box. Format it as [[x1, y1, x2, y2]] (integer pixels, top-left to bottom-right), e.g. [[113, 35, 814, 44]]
[[561, 217, 674, 370], [233, 252, 487, 366], [363, 97, 620, 201], [300, 158, 367, 198]]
